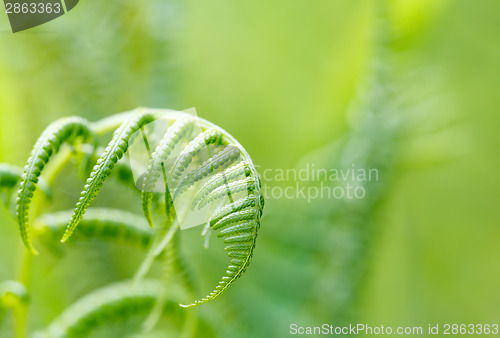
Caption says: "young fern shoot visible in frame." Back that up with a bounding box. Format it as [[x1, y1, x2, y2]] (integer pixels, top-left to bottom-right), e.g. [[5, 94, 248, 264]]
[[11, 107, 264, 313]]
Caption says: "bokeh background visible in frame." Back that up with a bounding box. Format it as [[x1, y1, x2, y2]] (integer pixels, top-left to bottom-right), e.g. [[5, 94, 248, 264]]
[[1, 0, 500, 337]]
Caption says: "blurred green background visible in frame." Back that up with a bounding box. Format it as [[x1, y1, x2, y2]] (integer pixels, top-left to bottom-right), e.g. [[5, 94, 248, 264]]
[[1, 0, 500, 336]]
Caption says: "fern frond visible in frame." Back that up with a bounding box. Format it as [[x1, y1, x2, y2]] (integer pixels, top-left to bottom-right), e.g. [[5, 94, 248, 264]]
[[209, 195, 259, 226], [217, 221, 255, 237], [194, 177, 256, 210], [141, 118, 194, 227], [36, 208, 152, 249], [168, 129, 225, 184], [10, 108, 265, 310], [181, 203, 261, 308], [0, 165, 52, 210], [212, 209, 255, 231], [180, 175, 262, 307], [222, 233, 255, 244], [141, 113, 266, 308], [62, 111, 154, 243], [76, 144, 137, 190], [180, 230, 258, 308], [35, 280, 169, 338], [16, 117, 93, 254], [173, 146, 242, 200], [183, 159, 246, 204]]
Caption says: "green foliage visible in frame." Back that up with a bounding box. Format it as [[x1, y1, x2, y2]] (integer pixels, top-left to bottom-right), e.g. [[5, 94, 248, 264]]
[[0, 164, 52, 209], [194, 177, 256, 210], [141, 117, 195, 228], [209, 195, 259, 227], [62, 111, 154, 242], [181, 176, 263, 307], [76, 145, 138, 191], [16, 117, 94, 254], [2, 108, 264, 335], [175, 149, 244, 201], [3, 1, 497, 337], [213, 209, 255, 231], [34, 280, 166, 338], [168, 129, 225, 183], [36, 208, 153, 249]]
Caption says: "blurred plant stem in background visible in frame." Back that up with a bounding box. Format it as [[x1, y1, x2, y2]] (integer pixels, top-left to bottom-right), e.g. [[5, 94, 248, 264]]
[[305, 1, 401, 321]]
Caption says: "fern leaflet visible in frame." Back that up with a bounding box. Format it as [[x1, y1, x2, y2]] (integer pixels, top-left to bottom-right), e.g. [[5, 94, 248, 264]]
[[62, 111, 153, 242], [141, 117, 194, 228], [37, 208, 152, 249], [35, 280, 169, 338], [16, 117, 93, 254]]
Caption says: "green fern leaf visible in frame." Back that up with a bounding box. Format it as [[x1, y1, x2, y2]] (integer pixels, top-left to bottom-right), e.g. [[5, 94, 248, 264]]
[[184, 159, 246, 205], [181, 201, 261, 308], [180, 174, 262, 307], [35, 280, 169, 338], [168, 128, 225, 184], [212, 208, 256, 231], [62, 111, 154, 243], [0, 164, 52, 199], [194, 177, 256, 210], [163, 114, 266, 307], [173, 146, 242, 200], [0, 164, 53, 213], [180, 225, 259, 307], [77, 144, 137, 190], [37, 208, 152, 249], [16, 117, 93, 254], [217, 221, 255, 237], [209, 195, 260, 227], [141, 117, 194, 228], [10, 108, 265, 310]]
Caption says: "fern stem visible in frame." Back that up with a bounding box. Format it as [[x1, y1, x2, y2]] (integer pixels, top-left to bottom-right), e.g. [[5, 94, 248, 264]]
[[134, 221, 180, 283], [12, 298, 27, 338], [44, 147, 73, 186], [140, 126, 153, 160], [180, 307, 198, 338], [13, 251, 31, 338], [90, 110, 136, 135]]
